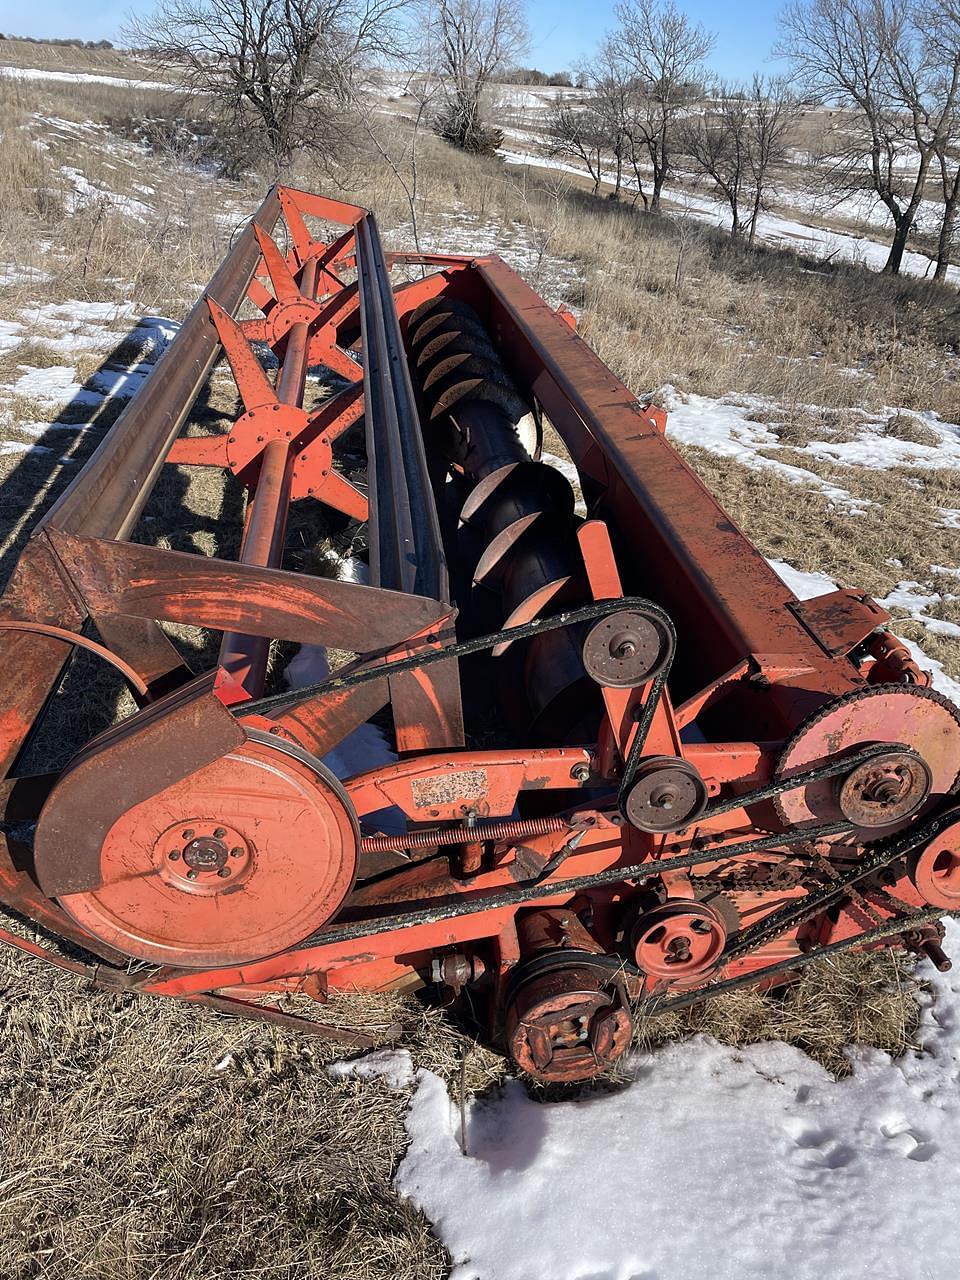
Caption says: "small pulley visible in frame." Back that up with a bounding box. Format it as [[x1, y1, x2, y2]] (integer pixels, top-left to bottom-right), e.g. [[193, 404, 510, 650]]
[[582, 607, 674, 688], [630, 899, 727, 984], [622, 756, 709, 833]]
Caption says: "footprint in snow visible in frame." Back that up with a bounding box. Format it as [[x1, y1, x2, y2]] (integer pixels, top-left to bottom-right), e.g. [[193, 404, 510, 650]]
[[782, 1118, 857, 1170], [879, 1117, 939, 1162]]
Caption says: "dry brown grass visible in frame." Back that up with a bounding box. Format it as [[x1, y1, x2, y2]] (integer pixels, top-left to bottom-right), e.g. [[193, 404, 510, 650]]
[[0, 946, 451, 1280], [634, 949, 922, 1078], [668, 444, 960, 675], [884, 411, 941, 447], [0, 38, 174, 78]]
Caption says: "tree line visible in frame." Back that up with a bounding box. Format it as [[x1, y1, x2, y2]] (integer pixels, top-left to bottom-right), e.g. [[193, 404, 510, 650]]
[[550, 0, 960, 278], [124, 0, 960, 279]]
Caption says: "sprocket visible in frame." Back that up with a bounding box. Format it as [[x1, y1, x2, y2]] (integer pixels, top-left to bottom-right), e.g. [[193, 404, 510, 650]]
[[773, 684, 960, 841]]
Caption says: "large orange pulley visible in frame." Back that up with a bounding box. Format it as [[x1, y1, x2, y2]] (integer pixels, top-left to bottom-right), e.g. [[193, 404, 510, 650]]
[[36, 734, 358, 968]]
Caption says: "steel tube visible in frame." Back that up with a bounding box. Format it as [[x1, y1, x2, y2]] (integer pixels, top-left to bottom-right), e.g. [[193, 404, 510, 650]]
[[218, 257, 318, 700], [354, 214, 463, 749], [356, 215, 447, 601]]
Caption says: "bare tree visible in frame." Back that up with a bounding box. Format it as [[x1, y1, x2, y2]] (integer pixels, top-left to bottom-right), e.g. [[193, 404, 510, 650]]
[[589, 41, 636, 200], [928, 0, 960, 279], [127, 0, 411, 174], [682, 78, 796, 242], [779, 0, 960, 275], [615, 0, 715, 212], [426, 0, 528, 153], [746, 77, 798, 238], [682, 87, 752, 237], [548, 97, 606, 194], [549, 41, 647, 202], [933, 140, 960, 279]]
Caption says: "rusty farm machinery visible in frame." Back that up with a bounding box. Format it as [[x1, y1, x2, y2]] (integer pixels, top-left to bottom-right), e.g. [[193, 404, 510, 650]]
[[1, 185, 958, 1084]]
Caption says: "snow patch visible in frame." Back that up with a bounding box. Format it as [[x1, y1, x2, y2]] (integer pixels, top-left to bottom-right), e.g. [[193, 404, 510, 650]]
[[879, 582, 960, 639], [328, 1049, 415, 1091], [61, 166, 154, 222], [807, 417, 960, 472], [0, 263, 51, 287], [766, 558, 838, 600], [4, 364, 95, 408], [396, 922, 960, 1280], [661, 388, 866, 512], [0, 64, 176, 92], [0, 320, 23, 354]]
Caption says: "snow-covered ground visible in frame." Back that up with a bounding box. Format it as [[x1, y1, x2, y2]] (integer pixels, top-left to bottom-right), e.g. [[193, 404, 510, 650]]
[[331, 906, 960, 1280], [0, 63, 174, 91], [496, 147, 957, 285], [658, 384, 960, 516], [2, 57, 952, 283], [0, 305, 178, 433], [381, 921, 960, 1280]]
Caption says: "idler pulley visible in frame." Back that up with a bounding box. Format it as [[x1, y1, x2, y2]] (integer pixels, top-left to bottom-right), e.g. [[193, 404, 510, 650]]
[[622, 756, 709, 833], [631, 900, 727, 983], [582, 607, 674, 688]]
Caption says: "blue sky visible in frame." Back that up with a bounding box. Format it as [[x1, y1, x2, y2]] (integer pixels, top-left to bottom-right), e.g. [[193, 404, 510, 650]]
[[526, 0, 786, 79], [0, 0, 786, 81]]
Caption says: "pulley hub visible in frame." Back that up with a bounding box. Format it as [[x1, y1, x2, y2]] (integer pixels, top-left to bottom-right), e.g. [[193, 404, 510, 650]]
[[837, 751, 932, 827], [504, 956, 633, 1083], [582, 608, 674, 688], [775, 686, 960, 837]]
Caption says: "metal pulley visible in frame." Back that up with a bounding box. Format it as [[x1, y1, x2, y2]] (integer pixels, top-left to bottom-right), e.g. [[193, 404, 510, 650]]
[[502, 910, 633, 1082], [622, 757, 710, 833], [581, 607, 674, 688]]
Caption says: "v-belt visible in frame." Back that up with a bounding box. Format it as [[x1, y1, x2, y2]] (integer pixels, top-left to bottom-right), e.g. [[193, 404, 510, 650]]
[[243, 593, 954, 1004]]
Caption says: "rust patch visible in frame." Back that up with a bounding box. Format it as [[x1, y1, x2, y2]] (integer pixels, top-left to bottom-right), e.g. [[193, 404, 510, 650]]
[[410, 769, 487, 809]]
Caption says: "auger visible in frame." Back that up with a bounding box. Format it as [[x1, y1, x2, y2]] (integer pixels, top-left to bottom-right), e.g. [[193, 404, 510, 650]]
[[1, 185, 958, 1083]]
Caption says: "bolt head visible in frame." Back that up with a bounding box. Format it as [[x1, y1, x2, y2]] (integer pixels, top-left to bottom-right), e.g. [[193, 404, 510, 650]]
[[213, 827, 227, 839], [182, 829, 195, 840], [185, 869, 199, 881], [230, 846, 244, 858], [217, 867, 231, 878], [168, 850, 181, 861]]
